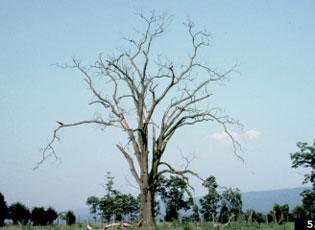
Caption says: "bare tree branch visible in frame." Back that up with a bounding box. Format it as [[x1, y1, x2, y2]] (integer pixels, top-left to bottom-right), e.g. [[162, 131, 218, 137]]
[[117, 144, 141, 186], [157, 161, 203, 181], [35, 119, 121, 170]]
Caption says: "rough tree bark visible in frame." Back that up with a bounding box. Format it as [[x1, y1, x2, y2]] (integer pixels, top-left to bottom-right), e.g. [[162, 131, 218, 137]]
[[36, 13, 241, 227]]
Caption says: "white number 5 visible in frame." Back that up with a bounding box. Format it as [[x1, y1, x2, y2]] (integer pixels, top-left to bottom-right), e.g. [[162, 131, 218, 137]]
[[307, 220, 313, 229]]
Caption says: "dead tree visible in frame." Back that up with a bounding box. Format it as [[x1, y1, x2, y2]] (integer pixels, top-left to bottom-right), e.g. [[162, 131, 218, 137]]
[[37, 13, 241, 227]]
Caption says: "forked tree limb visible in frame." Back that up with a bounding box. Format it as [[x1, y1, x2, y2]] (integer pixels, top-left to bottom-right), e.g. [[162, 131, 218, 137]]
[[34, 119, 123, 170], [157, 161, 203, 182], [116, 144, 141, 186]]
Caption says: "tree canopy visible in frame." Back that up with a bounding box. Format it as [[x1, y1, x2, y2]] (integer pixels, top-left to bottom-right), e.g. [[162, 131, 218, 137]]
[[156, 175, 192, 221], [86, 173, 139, 222], [290, 141, 315, 188], [60, 211, 76, 225], [8, 202, 30, 225], [290, 140, 315, 218], [199, 176, 220, 221], [0, 193, 8, 226]]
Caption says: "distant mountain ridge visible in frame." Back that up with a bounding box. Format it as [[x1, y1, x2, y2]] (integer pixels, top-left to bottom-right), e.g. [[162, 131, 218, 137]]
[[242, 187, 306, 213], [75, 187, 307, 222]]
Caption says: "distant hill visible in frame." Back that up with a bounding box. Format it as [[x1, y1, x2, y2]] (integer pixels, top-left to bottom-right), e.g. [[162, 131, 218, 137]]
[[242, 187, 306, 213], [75, 187, 307, 222]]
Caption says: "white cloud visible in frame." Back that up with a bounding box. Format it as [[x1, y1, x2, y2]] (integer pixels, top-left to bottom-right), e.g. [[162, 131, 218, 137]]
[[210, 131, 241, 143], [209, 129, 261, 143], [244, 129, 261, 140]]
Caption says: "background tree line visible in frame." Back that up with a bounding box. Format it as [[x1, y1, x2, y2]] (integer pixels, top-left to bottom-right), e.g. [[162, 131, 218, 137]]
[[1, 140, 313, 227], [85, 140, 314, 225], [0, 195, 76, 226]]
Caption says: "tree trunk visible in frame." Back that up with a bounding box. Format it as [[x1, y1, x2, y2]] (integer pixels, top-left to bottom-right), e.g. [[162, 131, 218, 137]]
[[137, 122, 156, 227], [139, 179, 154, 226]]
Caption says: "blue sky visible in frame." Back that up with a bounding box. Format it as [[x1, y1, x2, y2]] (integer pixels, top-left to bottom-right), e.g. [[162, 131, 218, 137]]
[[1, 0, 315, 211]]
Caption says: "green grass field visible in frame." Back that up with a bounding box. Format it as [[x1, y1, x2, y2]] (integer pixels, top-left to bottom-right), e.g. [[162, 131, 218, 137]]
[[0, 222, 294, 230]]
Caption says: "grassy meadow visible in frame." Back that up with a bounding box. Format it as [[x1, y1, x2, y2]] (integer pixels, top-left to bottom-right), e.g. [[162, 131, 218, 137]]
[[0, 222, 294, 230]]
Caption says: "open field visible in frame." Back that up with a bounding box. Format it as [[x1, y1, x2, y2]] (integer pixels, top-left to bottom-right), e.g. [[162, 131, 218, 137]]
[[0, 222, 294, 230]]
